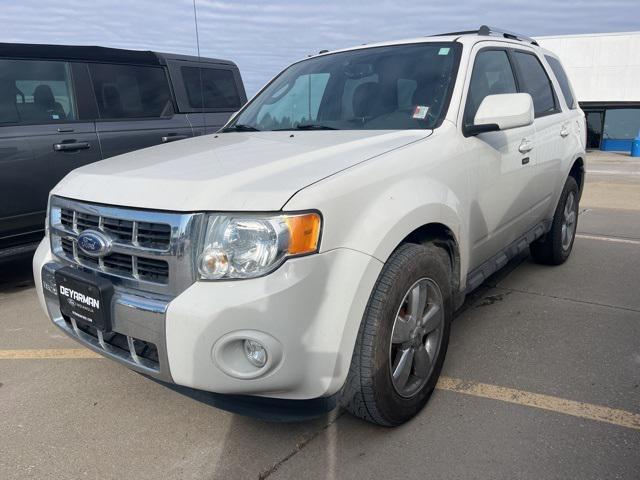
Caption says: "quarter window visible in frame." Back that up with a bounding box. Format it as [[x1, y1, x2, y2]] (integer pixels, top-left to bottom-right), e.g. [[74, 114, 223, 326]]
[[545, 55, 577, 109], [465, 50, 517, 125], [88, 64, 174, 119], [0, 59, 76, 124], [182, 67, 242, 110], [512, 52, 558, 117]]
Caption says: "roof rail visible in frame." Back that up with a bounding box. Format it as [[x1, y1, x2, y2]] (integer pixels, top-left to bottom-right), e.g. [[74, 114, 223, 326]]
[[433, 25, 539, 46], [477, 25, 539, 46]]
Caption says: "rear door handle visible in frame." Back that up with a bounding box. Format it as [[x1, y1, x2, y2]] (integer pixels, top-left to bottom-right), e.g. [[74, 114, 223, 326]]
[[560, 124, 570, 137], [53, 141, 91, 152], [161, 134, 189, 143], [518, 139, 533, 154]]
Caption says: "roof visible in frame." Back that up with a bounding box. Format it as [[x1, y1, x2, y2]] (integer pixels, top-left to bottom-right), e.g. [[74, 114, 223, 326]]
[[310, 26, 546, 59], [0, 42, 236, 67]]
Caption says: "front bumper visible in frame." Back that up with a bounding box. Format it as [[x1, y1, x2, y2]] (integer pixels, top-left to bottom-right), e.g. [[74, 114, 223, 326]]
[[34, 239, 382, 400]]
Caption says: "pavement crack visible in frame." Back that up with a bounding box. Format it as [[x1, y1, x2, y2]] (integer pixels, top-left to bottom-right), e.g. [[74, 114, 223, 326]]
[[258, 411, 345, 479], [496, 286, 640, 314]]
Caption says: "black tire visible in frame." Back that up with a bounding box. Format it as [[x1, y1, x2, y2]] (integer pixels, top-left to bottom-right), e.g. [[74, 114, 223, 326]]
[[340, 242, 452, 426], [530, 176, 579, 265]]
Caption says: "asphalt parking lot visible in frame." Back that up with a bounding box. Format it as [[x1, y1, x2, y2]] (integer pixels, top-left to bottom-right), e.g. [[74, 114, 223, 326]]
[[1, 151, 639, 480]]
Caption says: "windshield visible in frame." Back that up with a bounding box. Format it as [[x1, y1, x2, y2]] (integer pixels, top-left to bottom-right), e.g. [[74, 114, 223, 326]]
[[228, 42, 461, 132]]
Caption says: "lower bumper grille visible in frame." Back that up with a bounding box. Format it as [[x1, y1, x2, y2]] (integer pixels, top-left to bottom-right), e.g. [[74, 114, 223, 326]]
[[69, 316, 160, 366], [41, 262, 172, 382]]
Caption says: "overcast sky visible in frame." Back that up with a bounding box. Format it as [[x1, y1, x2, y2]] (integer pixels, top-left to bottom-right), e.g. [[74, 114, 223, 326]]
[[1, 0, 639, 95]]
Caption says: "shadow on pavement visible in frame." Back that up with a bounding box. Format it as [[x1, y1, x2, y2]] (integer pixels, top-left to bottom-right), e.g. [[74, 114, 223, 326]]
[[0, 255, 35, 293]]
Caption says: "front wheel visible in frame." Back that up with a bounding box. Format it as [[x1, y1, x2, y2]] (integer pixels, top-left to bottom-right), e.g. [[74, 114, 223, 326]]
[[530, 176, 579, 265], [340, 242, 452, 426]]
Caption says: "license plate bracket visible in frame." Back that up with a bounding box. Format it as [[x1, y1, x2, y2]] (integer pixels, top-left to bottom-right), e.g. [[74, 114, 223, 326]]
[[55, 267, 114, 332]]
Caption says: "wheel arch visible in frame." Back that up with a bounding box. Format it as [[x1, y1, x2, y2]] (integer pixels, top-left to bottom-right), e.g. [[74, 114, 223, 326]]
[[401, 222, 462, 296], [569, 157, 585, 200]]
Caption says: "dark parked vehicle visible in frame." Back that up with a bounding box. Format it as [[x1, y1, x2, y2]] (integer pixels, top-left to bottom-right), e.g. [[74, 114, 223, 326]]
[[0, 43, 246, 259]]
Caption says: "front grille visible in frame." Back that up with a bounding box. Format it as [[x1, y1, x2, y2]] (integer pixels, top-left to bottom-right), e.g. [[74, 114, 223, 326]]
[[50, 197, 202, 295], [57, 206, 171, 283], [60, 207, 171, 249]]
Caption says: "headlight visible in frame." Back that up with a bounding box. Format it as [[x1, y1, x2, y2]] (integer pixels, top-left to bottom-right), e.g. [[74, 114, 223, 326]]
[[197, 212, 321, 280]]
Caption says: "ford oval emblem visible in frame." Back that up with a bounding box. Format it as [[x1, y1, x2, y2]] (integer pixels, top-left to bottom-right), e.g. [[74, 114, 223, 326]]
[[77, 230, 112, 257]]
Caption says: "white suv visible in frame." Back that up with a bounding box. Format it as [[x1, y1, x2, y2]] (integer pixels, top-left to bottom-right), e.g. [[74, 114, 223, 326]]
[[34, 26, 585, 426]]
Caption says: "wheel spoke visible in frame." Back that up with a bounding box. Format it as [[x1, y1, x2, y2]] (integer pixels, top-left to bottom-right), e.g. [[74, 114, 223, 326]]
[[408, 283, 427, 321], [413, 345, 431, 379], [392, 347, 414, 389], [392, 316, 414, 343], [566, 211, 576, 226], [421, 304, 441, 333], [565, 193, 574, 216]]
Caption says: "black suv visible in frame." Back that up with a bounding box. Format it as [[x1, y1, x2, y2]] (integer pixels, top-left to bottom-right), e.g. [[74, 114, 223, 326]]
[[0, 43, 246, 259]]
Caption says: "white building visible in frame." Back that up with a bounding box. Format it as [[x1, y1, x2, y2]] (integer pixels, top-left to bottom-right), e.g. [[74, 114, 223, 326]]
[[537, 31, 640, 151]]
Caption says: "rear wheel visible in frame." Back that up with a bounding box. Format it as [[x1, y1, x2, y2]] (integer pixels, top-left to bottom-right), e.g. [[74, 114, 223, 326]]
[[340, 242, 452, 426], [530, 176, 579, 265]]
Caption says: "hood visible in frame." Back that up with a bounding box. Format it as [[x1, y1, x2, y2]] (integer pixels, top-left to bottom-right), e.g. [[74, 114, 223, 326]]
[[52, 129, 431, 211]]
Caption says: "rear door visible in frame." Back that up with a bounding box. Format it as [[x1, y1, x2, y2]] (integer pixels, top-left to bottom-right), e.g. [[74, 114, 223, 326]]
[[461, 47, 538, 269], [168, 61, 245, 135], [88, 63, 192, 159], [0, 58, 100, 249], [510, 50, 566, 220]]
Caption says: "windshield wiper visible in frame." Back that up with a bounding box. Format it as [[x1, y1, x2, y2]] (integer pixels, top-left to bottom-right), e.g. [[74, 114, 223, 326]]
[[295, 123, 338, 130], [222, 123, 261, 132]]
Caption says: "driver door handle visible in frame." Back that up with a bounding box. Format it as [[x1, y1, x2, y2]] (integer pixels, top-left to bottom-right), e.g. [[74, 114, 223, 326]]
[[518, 139, 534, 154], [53, 141, 91, 152], [161, 134, 189, 143]]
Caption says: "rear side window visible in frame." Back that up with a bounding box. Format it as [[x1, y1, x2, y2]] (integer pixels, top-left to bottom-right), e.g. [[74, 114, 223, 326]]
[[512, 52, 558, 117], [88, 64, 174, 119], [182, 67, 241, 110], [464, 49, 517, 125], [0, 59, 76, 124], [545, 55, 577, 109]]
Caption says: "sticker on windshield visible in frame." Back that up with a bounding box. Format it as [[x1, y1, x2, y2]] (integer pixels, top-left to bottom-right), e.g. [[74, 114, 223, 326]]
[[438, 47, 450, 55], [412, 105, 429, 120]]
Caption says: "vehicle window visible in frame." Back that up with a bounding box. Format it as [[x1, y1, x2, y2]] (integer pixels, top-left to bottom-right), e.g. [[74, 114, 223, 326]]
[[182, 67, 241, 110], [545, 55, 577, 109], [88, 64, 174, 119], [0, 59, 76, 124], [230, 42, 461, 131], [512, 52, 557, 117], [464, 50, 517, 126]]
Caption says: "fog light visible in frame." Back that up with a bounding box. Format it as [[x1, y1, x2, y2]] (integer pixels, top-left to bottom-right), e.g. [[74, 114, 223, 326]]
[[243, 339, 267, 368]]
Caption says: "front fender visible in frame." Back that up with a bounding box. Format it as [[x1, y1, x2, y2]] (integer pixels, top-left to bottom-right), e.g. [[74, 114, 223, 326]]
[[285, 142, 469, 287]]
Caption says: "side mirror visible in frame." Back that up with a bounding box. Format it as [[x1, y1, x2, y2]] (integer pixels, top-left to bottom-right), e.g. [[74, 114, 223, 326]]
[[466, 93, 534, 136]]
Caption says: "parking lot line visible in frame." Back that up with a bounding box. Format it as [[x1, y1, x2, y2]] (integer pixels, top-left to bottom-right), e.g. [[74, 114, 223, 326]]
[[576, 233, 640, 245], [2, 348, 639, 430], [586, 169, 640, 176], [0, 348, 102, 359], [437, 376, 640, 431]]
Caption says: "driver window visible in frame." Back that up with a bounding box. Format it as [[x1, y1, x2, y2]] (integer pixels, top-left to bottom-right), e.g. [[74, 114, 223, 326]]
[[464, 50, 517, 126], [257, 73, 330, 130], [0, 59, 77, 124]]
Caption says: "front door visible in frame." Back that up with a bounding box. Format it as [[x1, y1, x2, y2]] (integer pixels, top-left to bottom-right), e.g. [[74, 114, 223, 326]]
[[0, 58, 100, 249], [462, 47, 538, 270]]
